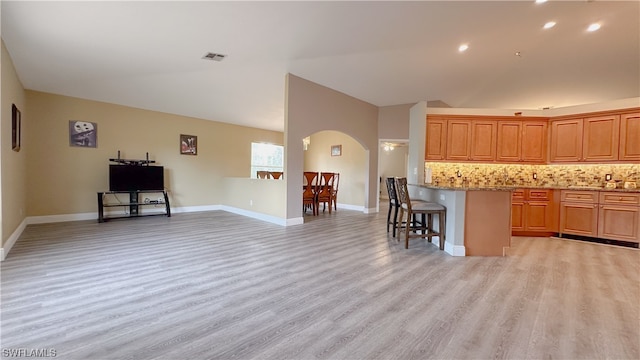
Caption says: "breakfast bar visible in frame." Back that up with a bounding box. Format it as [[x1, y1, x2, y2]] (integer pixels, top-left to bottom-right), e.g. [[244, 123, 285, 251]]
[[408, 184, 514, 256]]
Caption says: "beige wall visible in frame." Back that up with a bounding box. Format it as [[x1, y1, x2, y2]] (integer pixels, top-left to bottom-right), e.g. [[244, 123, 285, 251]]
[[25, 91, 283, 216], [222, 178, 286, 218], [285, 74, 379, 219], [379, 145, 408, 199], [378, 103, 412, 140], [1, 40, 27, 247], [304, 131, 366, 207]]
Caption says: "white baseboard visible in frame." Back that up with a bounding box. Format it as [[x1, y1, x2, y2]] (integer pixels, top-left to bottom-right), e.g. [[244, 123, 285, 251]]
[[445, 242, 466, 257], [171, 205, 221, 213], [220, 206, 288, 226], [336, 203, 364, 212], [1, 219, 27, 261], [364, 207, 378, 214], [27, 212, 97, 225], [286, 217, 304, 226]]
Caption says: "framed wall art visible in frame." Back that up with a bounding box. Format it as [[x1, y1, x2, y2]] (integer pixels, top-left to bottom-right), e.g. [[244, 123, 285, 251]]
[[180, 134, 197, 155], [331, 144, 342, 156], [11, 104, 21, 152], [69, 120, 97, 148]]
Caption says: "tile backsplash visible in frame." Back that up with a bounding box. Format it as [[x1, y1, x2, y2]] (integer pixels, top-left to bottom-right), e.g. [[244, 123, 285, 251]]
[[425, 162, 640, 188]]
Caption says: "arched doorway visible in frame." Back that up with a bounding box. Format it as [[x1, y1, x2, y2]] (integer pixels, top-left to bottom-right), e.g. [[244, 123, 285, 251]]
[[302, 130, 368, 219]]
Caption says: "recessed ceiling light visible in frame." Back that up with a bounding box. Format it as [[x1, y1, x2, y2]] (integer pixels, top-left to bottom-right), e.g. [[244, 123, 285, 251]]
[[458, 44, 469, 52], [587, 23, 601, 32], [535, 0, 547, 4], [543, 21, 556, 29]]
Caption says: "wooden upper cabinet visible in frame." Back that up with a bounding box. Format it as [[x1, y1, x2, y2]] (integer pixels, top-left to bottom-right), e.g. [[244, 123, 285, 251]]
[[496, 122, 522, 162], [426, 109, 636, 164], [550, 118, 583, 162], [446, 120, 472, 161], [425, 118, 447, 160], [582, 115, 620, 161], [619, 112, 640, 161], [470, 120, 497, 161], [521, 121, 548, 163], [496, 120, 547, 163]]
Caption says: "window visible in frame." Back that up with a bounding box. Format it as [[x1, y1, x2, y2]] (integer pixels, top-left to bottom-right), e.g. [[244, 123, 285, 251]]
[[250, 142, 284, 178]]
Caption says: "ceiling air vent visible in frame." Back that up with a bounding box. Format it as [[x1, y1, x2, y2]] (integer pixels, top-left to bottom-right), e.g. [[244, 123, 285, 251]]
[[202, 52, 227, 61]]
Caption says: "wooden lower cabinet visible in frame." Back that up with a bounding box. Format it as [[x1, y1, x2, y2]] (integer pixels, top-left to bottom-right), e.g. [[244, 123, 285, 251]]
[[511, 201, 525, 231], [526, 201, 554, 231], [598, 205, 639, 242], [511, 189, 557, 234], [560, 201, 599, 237], [560, 190, 640, 243], [597, 192, 640, 243]]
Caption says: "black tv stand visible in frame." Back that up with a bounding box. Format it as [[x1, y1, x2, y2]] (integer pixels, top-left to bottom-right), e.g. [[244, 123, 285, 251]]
[[98, 190, 170, 223]]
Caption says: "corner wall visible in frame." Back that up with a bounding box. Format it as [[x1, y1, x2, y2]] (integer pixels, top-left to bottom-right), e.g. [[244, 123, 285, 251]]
[[285, 74, 379, 220], [1, 40, 27, 253]]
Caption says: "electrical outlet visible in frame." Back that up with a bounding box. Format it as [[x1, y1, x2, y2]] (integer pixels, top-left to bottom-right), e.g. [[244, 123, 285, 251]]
[[249, 200, 253, 206], [605, 174, 612, 181], [419, 190, 424, 196], [440, 194, 445, 201], [532, 172, 537, 180]]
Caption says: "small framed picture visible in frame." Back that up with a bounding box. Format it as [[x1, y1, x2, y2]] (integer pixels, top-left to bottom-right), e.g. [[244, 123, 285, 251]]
[[69, 120, 97, 148], [180, 134, 197, 155], [331, 144, 342, 157], [12, 104, 21, 152]]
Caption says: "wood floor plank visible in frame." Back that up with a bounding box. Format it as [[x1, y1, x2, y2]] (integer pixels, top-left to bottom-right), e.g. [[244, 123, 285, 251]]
[[1, 209, 638, 359]]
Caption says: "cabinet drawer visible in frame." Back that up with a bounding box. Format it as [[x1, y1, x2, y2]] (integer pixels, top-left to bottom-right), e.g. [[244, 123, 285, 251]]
[[561, 190, 598, 203], [528, 189, 551, 201], [512, 189, 525, 201], [599, 192, 640, 206]]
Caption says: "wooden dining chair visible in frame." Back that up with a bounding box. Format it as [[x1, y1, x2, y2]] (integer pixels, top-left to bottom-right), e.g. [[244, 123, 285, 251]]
[[331, 173, 340, 211], [303, 171, 319, 215], [395, 177, 446, 250], [269, 171, 283, 179], [317, 172, 335, 214]]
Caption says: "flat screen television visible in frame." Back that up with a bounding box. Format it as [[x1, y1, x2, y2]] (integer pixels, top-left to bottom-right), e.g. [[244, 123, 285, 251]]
[[109, 165, 164, 192]]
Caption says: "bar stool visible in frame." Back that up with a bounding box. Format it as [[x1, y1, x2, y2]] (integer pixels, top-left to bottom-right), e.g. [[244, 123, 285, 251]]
[[395, 177, 446, 250], [385, 177, 401, 237]]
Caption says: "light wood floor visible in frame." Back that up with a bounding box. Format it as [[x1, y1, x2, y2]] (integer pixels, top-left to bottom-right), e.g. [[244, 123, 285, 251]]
[[1, 207, 638, 359]]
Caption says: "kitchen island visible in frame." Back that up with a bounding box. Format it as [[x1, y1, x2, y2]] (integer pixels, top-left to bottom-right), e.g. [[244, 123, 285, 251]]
[[408, 183, 640, 256], [408, 184, 513, 256]]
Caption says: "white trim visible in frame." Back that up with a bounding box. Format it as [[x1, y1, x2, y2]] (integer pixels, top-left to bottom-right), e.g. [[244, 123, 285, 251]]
[[171, 205, 221, 213], [1, 219, 27, 261], [27, 212, 96, 225], [336, 203, 365, 212], [220, 206, 288, 226], [445, 242, 466, 257], [286, 217, 304, 226], [364, 207, 378, 214]]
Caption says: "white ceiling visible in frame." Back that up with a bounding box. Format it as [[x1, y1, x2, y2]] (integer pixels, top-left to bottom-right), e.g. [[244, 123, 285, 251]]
[[2, 1, 639, 132]]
